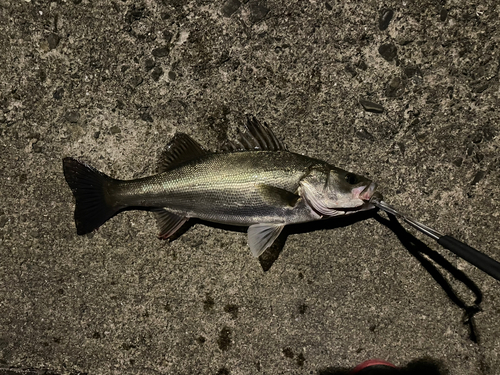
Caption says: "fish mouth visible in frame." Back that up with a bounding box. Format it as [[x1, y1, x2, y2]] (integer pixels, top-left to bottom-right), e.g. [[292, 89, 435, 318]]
[[354, 182, 378, 201], [335, 182, 380, 213]]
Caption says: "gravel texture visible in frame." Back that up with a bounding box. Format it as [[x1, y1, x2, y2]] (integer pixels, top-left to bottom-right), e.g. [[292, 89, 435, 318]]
[[1, 1, 499, 374]]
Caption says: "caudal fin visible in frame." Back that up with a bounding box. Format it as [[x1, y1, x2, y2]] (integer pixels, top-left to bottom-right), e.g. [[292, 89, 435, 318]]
[[63, 157, 118, 235]]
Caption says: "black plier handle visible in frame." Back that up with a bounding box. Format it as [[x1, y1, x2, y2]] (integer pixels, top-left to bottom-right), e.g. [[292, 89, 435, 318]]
[[370, 196, 500, 282]]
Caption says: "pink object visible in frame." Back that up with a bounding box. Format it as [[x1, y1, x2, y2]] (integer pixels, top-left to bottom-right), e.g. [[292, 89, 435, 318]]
[[350, 359, 397, 374]]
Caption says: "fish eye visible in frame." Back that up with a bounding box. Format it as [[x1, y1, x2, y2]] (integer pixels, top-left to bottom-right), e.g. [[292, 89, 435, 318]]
[[344, 173, 358, 185]]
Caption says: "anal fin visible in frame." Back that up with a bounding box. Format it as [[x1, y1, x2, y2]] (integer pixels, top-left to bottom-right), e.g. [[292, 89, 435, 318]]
[[248, 223, 285, 257], [152, 208, 188, 239]]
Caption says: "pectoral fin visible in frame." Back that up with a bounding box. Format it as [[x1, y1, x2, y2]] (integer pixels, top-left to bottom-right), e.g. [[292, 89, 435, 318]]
[[257, 184, 300, 208], [247, 223, 285, 257], [152, 208, 188, 239]]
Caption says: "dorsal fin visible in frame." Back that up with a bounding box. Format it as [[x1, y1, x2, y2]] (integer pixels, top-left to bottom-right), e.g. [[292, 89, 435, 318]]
[[221, 115, 286, 152], [157, 133, 208, 172]]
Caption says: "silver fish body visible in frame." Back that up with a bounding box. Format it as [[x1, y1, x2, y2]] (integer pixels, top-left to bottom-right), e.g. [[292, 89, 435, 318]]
[[112, 151, 322, 225], [63, 117, 378, 257]]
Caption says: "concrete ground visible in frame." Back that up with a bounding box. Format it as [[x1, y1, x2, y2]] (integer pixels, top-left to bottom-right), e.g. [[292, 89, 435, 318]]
[[1, 0, 499, 374]]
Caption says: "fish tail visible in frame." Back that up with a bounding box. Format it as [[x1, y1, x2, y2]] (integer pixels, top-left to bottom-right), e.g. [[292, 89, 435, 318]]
[[63, 157, 119, 235]]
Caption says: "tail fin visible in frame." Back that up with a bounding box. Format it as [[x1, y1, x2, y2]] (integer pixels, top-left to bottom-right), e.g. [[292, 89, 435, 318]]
[[63, 157, 118, 235]]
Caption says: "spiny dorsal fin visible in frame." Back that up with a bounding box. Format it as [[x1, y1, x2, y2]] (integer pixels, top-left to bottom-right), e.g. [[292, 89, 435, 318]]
[[222, 115, 286, 152], [157, 133, 208, 173]]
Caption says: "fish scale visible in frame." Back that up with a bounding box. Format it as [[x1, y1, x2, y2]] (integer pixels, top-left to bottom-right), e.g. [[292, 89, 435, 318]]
[[112, 152, 313, 223]]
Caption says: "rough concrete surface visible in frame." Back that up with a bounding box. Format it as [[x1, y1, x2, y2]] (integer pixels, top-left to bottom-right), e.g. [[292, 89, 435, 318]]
[[1, 0, 499, 374]]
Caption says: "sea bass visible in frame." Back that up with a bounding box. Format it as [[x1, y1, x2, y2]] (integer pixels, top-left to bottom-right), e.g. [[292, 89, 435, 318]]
[[63, 116, 378, 257]]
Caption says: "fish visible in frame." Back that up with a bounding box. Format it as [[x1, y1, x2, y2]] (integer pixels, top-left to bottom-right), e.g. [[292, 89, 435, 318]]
[[63, 116, 378, 257]]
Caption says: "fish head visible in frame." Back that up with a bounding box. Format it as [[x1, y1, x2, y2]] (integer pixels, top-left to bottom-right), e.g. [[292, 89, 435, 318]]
[[299, 164, 378, 216]]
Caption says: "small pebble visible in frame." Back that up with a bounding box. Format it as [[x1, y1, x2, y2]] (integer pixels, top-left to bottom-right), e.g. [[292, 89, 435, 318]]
[[345, 64, 357, 77], [397, 142, 405, 154], [356, 128, 375, 141], [32, 143, 42, 153], [379, 9, 394, 31], [221, 0, 241, 17], [126, 7, 144, 23], [471, 132, 482, 144], [474, 153, 484, 163], [66, 111, 80, 123], [378, 43, 398, 61], [116, 100, 125, 110], [283, 347, 294, 359], [162, 30, 173, 43], [47, 33, 60, 50], [471, 170, 486, 185], [152, 46, 170, 58], [385, 76, 404, 97], [248, 1, 269, 24], [130, 75, 143, 87], [403, 66, 421, 78], [296, 353, 305, 367], [151, 67, 164, 81], [416, 133, 427, 143], [53, 87, 64, 100], [483, 128, 495, 141], [472, 82, 489, 93], [440, 8, 448, 22], [452, 158, 463, 167], [359, 98, 384, 113], [144, 58, 155, 71], [358, 61, 368, 70], [110, 126, 121, 134], [196, 336, 206, 344], [140, 112, 153, 123], [39, 69, 47, 82]]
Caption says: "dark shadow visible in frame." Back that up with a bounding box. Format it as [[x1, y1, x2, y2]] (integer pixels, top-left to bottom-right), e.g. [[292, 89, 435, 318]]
[[144, 208, 377, 271], [319, 356, 448, 375], [374, 213, 482, 344], [165, 217, 248, 241], [125, 206, 483, 344], [258, 210, 377, 271], [258, 225, 288, 272]]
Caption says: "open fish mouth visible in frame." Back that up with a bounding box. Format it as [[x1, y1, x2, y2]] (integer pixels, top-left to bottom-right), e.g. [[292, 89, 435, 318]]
[[327, 183, 380, 213], [354, 182, 378, 201]]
